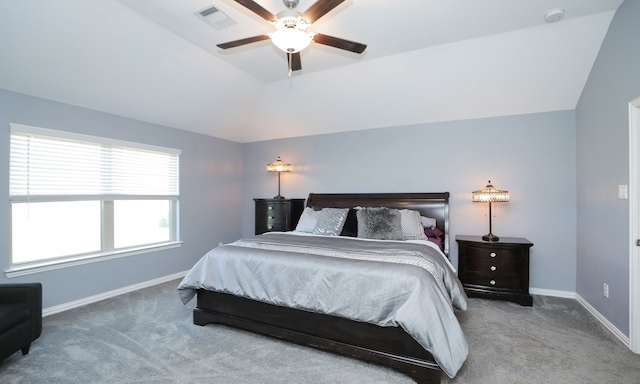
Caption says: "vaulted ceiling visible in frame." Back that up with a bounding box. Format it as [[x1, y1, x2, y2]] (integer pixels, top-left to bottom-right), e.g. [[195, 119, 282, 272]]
[[0, 0, 624, 142]]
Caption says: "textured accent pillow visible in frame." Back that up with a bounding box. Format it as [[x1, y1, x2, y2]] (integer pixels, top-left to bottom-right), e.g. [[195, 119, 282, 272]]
[[312, 208, 349, 236], [399, 209, 428, 239], [356, 207, 404, 240], [295, 207, 319, 233]]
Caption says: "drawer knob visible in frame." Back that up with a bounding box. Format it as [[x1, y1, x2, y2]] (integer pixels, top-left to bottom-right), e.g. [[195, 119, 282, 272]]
[[268, 216, 273, 219], [490, 280, 496, 286], [267, 225, 273, 229], [267, 206, 273, 210], [490, 265, 497, 271], [490, 252, 497, 258]]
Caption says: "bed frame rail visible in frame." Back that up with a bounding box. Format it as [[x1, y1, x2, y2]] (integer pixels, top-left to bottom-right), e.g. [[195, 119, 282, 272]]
[[195, 290, 441, 384]]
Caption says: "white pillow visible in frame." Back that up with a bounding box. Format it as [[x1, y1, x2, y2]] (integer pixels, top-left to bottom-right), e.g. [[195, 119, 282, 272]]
[[295, 207, 319, 233], [400, 209, 428, 239], [421, 216, 437, 229]]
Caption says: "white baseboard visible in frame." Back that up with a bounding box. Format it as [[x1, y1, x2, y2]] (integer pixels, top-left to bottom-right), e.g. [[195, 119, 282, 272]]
[[42, 270, 189, 317], [575, 293, 630, 348], [529, 287, 576, 299]]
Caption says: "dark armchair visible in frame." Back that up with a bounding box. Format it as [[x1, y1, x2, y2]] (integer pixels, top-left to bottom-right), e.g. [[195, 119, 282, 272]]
[[0, 283, 42, 362]]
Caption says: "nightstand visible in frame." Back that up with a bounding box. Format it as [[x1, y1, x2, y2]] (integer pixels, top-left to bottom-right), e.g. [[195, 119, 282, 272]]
[[456, 235, 534, 306], [254, 198, 305, 235]]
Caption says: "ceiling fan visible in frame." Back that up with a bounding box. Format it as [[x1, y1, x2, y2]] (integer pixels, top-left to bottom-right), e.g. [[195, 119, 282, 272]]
[[217, 0, 367, 76]]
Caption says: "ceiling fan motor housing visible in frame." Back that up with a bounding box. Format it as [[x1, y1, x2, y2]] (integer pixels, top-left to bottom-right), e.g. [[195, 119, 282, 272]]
[[274, 10, 309, 30]]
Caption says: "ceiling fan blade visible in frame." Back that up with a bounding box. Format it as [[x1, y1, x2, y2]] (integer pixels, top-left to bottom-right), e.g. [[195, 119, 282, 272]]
[[313, 33, 367, 54], [234, 0, 276, 22], [217, 34, 270, 49], [288, 52, 302, 71], [301, 0, 345, 23]]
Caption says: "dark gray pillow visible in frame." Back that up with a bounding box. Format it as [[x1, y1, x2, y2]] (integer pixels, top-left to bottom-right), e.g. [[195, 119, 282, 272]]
[[356, 207, 404, 240]]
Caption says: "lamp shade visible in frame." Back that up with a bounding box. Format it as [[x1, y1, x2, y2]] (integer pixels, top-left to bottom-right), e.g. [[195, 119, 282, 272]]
[[472, 181, 509, 203], [267, 157, 292, 173]]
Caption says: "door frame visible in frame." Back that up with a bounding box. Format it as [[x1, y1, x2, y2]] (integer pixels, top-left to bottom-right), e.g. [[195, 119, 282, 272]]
[[629, 96, 640, 353]]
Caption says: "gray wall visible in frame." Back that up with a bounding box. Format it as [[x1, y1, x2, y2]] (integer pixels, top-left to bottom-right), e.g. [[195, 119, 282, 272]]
[[242, 111, 577, 293], [575, 0, 640, 336], [0, 89, 243, 309]]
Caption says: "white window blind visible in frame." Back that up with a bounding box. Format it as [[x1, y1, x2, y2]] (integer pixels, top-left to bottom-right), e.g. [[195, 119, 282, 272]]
[[8, 124, 182, 273], [10, 124, 180, 201]]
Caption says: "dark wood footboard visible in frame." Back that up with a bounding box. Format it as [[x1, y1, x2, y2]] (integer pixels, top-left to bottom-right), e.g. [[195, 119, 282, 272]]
[[195, 290, 442, 384]]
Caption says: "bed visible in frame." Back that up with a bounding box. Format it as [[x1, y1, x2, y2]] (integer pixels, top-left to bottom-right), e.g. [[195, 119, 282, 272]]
[[178, 192, 467, 384]]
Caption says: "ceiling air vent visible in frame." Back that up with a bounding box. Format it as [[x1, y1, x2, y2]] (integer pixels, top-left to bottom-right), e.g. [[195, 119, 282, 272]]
[[196, 5, 237, 30]]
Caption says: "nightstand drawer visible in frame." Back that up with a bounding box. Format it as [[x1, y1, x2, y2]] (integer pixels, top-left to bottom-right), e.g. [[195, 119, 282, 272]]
[[464, 271, 522, 289], [464, 258, 520, 275], [264, 221, 287, 231], [263, 203, 288, 220], [464, 246, 520, 262]]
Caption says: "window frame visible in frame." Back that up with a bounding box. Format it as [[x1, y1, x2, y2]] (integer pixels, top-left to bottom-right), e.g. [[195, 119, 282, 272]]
[[6, 124, 182, 278]]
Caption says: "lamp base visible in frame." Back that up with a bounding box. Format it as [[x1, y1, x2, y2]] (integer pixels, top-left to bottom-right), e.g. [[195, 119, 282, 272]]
[[482, 233, 500, 242], [273, 195, 286, 199]]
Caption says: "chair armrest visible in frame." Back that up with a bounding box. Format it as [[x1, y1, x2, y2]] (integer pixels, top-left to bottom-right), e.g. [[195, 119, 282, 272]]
[[0, 283, 42, 339], [0, 283, 41, 305]]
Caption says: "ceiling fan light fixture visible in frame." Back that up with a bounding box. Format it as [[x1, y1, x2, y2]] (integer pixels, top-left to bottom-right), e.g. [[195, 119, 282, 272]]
[[269, 28, 313, 53]]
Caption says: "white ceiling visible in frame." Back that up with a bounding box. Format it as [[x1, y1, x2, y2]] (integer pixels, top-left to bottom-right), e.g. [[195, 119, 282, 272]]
[[0, 0, 624, 142]]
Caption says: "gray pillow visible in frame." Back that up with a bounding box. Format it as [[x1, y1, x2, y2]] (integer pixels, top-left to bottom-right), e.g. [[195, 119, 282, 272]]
[[356, 207, 404, 240], [312, 208, 349, 236]]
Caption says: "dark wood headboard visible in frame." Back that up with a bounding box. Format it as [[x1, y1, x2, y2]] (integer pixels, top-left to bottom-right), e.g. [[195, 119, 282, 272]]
[[306, 192, 450, 258]]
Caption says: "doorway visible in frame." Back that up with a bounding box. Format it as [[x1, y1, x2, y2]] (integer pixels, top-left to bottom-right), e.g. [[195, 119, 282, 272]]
[[629, 96, 640, 353]]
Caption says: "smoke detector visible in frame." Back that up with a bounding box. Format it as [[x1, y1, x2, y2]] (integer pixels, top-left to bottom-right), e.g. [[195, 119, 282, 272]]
[[544, 9, 565, 23]]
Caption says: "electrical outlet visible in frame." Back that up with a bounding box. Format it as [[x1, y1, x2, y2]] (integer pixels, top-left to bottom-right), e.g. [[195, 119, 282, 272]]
[[603, 283, 609, 298]]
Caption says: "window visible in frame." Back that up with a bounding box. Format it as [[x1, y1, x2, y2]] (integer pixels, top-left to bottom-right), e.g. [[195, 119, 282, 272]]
[[9, 124, 181, 271]]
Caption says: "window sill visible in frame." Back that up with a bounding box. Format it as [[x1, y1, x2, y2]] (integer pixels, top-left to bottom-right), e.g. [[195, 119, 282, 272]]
[[4, 241, 183, 278]]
